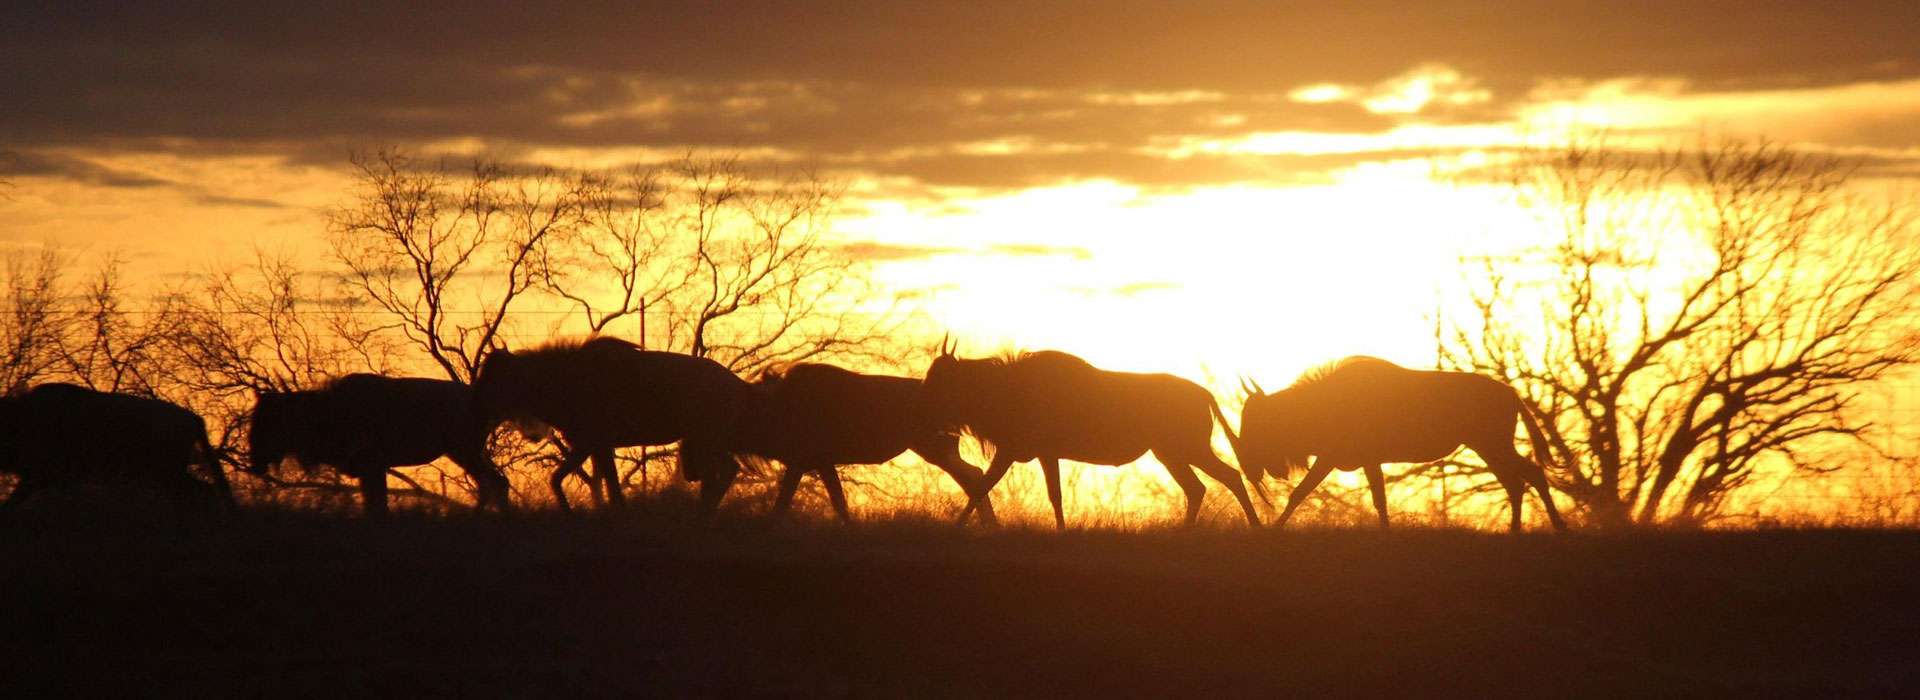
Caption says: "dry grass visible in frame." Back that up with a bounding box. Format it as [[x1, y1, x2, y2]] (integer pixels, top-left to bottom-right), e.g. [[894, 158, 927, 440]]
[[3, 494, 1919, 696]]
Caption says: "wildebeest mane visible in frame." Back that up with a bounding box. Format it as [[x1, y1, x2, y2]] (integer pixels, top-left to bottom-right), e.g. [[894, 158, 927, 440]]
[[755, 362, 855, 386], [507, 335, 642, 361], [981, 349, 1095, 369], [312, 373, 364, 392], [1289, 355, 1396, 390]]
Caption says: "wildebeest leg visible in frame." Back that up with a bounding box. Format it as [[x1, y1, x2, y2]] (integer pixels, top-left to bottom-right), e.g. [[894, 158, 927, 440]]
[[1478, 442, 1569, 532], [1243, 475, 1275, 512], [696, 462, 736, 516], [595, 449, 624, 507], [1156, 457, 1207, 526], [450, 448, 512, 513], [687, 441, 738, 516], [1276, 462, 1336, 529], [1489, 467, 1527, 532], [199, 451, 235, 511], [818, 466, 852, 522], [550, 449, 591, 512], [772, 464, 807, 515], [169, 472, 230, 518], [1517, 463, 1569, 532], [1185, 452, 1264, 527], [594, 448, 625, 508], [1364, 464, 1390, 529], [1534, 481, 1568, 531], [911, 441, 999, 525], [959, 452, 1018, 526], [358, 469, 389, 518], [1039, 457, 1066, 529], [159, 466, 207, 509]]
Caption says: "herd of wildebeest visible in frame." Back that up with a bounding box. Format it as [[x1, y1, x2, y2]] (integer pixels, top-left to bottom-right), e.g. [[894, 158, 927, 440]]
[[0, 336, 1568, 530]]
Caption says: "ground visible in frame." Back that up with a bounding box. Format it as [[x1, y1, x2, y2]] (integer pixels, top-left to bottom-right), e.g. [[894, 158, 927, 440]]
[[2, 505, 1917, 697]]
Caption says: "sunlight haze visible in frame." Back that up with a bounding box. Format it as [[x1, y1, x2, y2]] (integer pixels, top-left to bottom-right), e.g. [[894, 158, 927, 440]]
[[5, 1, 1918, 527]]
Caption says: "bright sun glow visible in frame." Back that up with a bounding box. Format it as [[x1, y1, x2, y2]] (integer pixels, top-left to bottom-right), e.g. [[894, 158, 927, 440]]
[[841, 161, 1519, 386]]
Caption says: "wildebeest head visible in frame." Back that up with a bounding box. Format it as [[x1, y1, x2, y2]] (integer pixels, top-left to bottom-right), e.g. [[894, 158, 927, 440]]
[[246, 390, 293, 475], [471, 349, 554, 440], [917, 336, 990, 433], [752, 365, 787, 389], [1227, 379, 1311, 481]]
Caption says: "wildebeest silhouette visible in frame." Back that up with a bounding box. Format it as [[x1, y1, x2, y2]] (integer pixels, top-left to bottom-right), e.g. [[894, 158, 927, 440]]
[[1222, 356, 1568, 531], [733, 362, 998, 522], [249, 374, 511, 517], [472, 337, 753, 513], [919, 346, 1264, 528], [0, 383, 231, 511]]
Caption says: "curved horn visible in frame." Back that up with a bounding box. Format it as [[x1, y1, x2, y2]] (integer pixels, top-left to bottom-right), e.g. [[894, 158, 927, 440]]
[[1239, 375, 1267, 399]]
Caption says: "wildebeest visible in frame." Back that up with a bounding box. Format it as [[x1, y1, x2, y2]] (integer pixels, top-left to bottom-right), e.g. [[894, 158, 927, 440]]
[[919, 346, 1264, 528], [1222, 356, 1568, 531], [471, 337, 753, 512], [733, 362, 998, 522], [249, 374, 511, 517], [0, 383, 231, 511]]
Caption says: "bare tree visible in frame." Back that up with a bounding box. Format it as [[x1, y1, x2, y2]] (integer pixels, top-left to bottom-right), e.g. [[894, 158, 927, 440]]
[[538, 155, 906, 375], [160, 252, 488, 509], [57, 253, 182, 396], [534, 166, 674, 334], [0, 247, 67, 392], [1441, 134, 1920, 526], [663, 156, 905, 377], [168, 251, 395, 394], [321, 150, 909, 501], [164, 251, 398, 466], [327, 150, 571, 383], [531, 155, 912, 492]]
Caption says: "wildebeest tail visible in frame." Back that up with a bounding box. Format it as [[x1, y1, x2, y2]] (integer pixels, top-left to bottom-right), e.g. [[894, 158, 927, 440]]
[[1515, 401, 1557, 475], [730, 451, 775, 480]]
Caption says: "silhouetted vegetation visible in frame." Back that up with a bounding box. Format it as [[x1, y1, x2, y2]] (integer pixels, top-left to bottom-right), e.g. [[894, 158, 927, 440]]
[[1440, 135, 1920, 527]]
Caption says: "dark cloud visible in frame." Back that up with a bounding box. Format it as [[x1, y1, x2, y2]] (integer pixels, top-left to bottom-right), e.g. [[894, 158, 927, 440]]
[[0, 151, 171, 188], [9, 2, 1916, 94], [0, 150, 293, 208], [4, 1, 1918, 187], [189, 193, 293, 209]]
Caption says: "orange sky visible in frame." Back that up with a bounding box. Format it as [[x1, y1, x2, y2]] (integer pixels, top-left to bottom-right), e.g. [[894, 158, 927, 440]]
[[4, 2, 1920, 384]]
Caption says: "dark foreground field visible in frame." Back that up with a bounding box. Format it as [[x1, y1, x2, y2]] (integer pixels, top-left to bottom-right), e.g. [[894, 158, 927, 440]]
[[3, 506, 1918, 697]]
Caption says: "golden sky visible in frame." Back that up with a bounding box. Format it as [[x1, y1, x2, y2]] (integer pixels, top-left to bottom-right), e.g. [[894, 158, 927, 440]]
[[5, 2, 1920, 383]]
